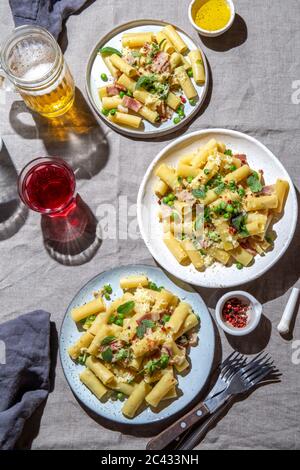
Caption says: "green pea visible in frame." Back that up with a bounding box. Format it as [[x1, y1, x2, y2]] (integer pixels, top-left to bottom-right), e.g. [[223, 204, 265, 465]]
[[187, 70, 193, 77], [236, 262, 244, 270], [110, 108, 117, 116], [187, 176, 194, 183], [163, 196, 169, 204], [223, 213, 230, 219], [119, 91, 125, 98], [167, 193, 176, 201], [189, 98, 197, 106], [104, 293, 111, 301], [101, 73, 108, 82], [226, 204, 234, 213], [229, 165, 237, 172], [173, 117, 181, 125], [126, 90, 133, 97], [102, 108, 109, 116], [115, 318, 124, 326], [238, 188, 246, 197], [168, 200, 174, 207]]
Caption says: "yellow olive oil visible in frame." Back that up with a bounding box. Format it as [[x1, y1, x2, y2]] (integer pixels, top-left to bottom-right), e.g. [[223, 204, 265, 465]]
[[195, 0, 231, 32]]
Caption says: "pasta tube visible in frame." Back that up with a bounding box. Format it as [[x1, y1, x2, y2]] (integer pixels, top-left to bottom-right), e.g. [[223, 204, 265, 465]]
[[155, 164, 179, 190], [170, 52, 182, 71], [117, 74, 136, 93], [122, 32, 154, 48], [133, 89, 158, 109], [109, 112, 142, 129], [177, 162, 200, 178], [71, 296, 106, 322], [223, 165, 252, 184], [102, 56, 120, 79], [145, 371, 177, 407], [188, 50, 205, 85], [154, 180, 169, 198], [174, 66, 198, 100], [122, 381, 152, 418], [163, 25, 188, 54], [274, 179, 289, 213], [102, 96, 122, 110], [79, 368, 108, 400], [120, 275, 149, 289], [192, 139, 218, 167], [98, 86, 108, 99], [109, 54, 137, 78], [68, 332, 94, 360], [245, 195, 278, 212], [166, 92, 181, 110], [108, 379, 135, 396], [86, 356, 115, 385], [163, 232, 190, 265], [88, 311, 111, 335], [167, 302, 191, 334], [87, 325, 113, 355], [181, 239, 204, 270], [156, 31, 175, 54], [138, 105, 160, 124], [230, 246, 254, 266]]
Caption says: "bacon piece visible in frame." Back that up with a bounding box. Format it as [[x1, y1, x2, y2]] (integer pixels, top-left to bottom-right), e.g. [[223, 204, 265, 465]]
[[106, 85, 120, 96], [258, 184, 274, 196], [240, 240, 257, 256], [234, 154, 248, 165], [122, 95, 142, 112], [152, 51, 170, 73]]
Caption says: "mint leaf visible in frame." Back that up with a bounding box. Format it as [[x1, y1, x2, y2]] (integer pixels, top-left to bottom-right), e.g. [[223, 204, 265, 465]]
[[192, 187, 206, 199], [117, 301, 135, 315], [231, 213, 249, 237], [224, 149, 232, 156], [101, 336, 116, 346], [101, 347, 113, 362], [136, 319, 155, 339], [214, 182, 226, 195], [99, 47, 122, 57], [247, 172, 263, 193]]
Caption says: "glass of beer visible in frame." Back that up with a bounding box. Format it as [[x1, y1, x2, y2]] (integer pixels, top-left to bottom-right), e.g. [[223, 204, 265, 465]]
[[0, 25, 75, 118]]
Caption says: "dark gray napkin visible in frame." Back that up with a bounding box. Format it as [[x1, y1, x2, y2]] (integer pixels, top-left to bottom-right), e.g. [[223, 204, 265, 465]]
[[0, 310, 51, 450], [9, 0, 88, 39]]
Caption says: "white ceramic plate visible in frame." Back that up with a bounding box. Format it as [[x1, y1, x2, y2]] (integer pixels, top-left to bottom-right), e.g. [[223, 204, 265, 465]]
[[85, 20, 209, 138], [59, 265, 215, 425], [137, 129, 298, 288]]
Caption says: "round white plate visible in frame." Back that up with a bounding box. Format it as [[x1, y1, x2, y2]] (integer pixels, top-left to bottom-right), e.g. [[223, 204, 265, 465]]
[[85, 20, 209, 138], [137, 129, 298, 288], [59, 264, 215, 425]]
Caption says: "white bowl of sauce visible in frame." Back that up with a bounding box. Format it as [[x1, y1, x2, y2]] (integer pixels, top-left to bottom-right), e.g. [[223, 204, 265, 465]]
[[189, 0, 235, 37]]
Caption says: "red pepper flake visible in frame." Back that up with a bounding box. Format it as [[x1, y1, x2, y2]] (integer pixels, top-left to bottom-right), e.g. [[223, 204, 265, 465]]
[[222, 297, 249, 328], [229, 226, 237, 235], [180, 96, 187, 104]]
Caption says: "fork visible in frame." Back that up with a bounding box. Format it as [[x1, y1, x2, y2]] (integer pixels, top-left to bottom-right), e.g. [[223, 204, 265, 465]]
[[177, 353, 276, 450], [147, 351, 248, 451]]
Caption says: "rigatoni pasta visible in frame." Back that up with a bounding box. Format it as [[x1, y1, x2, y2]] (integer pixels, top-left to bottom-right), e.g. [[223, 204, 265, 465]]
[[154, 139, 289, 271], [68, 276, 200, 418], [97, 24, 206, 130]]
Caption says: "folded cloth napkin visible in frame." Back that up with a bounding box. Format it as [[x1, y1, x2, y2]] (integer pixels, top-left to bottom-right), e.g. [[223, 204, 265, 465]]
[[0, 310, 51, 450], [9, 0, 88, 39]]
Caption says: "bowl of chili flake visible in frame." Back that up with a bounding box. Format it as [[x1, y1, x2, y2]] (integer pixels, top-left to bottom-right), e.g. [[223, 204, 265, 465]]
[[215, 291, 262, 336]]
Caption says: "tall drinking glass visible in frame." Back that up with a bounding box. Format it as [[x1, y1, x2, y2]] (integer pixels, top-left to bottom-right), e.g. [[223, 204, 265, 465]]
[[0, 25, 75, 117]]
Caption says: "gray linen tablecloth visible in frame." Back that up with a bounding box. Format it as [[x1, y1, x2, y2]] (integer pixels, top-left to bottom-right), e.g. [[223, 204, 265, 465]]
[[0, 0, 299, 450]]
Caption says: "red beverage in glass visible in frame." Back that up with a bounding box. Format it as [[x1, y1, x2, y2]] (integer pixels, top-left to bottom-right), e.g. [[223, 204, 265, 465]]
[[18, 157, 76, 215]]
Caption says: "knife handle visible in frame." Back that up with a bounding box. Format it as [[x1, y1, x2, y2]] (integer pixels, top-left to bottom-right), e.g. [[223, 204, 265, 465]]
[[146, 402, 210, 450]]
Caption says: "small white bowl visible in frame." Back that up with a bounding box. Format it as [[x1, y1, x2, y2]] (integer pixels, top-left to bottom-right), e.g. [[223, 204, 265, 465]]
[[215, 291, 262, 336], [189, 0, 235, 37]]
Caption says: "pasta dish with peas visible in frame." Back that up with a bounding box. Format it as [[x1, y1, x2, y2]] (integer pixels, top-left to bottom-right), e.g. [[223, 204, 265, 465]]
[[68, 275, 199, 418], [154, 139, 290, 271], [97, 24, 205, 129]]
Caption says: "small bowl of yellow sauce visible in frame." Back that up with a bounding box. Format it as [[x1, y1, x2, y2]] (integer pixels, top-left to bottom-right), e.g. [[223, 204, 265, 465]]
[[189, 0, 235, 37]]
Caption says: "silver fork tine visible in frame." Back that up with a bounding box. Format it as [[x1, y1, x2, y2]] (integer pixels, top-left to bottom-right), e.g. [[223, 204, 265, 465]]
[[248, 365, 275, 385]]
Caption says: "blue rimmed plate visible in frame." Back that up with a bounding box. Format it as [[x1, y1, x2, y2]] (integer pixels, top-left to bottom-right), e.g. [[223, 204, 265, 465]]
[[59, 264, 215, 425]]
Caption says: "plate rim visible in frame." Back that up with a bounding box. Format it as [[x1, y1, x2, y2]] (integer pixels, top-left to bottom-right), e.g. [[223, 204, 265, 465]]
[[85, 19, 209, 139], [137, 128, 299, 288], [59, 263, 216, 426]]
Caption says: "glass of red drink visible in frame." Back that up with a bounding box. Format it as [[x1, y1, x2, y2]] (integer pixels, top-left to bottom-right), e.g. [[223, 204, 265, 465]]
[[18, 157, 76, 215]]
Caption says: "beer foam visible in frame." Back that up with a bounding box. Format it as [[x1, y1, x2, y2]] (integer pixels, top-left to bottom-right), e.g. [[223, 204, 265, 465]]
[[21, 62, 53, 81]]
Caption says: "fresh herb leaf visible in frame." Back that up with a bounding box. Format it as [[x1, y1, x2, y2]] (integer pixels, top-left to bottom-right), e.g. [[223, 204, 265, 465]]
[[148, 282, 163, 292], [99, 47, 122, 57], [135, 74, 157, 91], [204, 207, 212, 223], [80, 314, 96, 329], [247, 172, 263, 193], [224, 149, 233, 156], [115, 348, 129, 361], [208, 231, 220, 242], [77, 352, 88, 365], [162, 314, 171, 325], [101, 347, 113, 362], [192, 187, 207, 199], [214, 182, 226, 195], [117, 301, 135, 315], [136, 319, 155, 339], [231, 213, 249, 237], [101, 336, 116, 346], [158, 354, 170, 369]]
